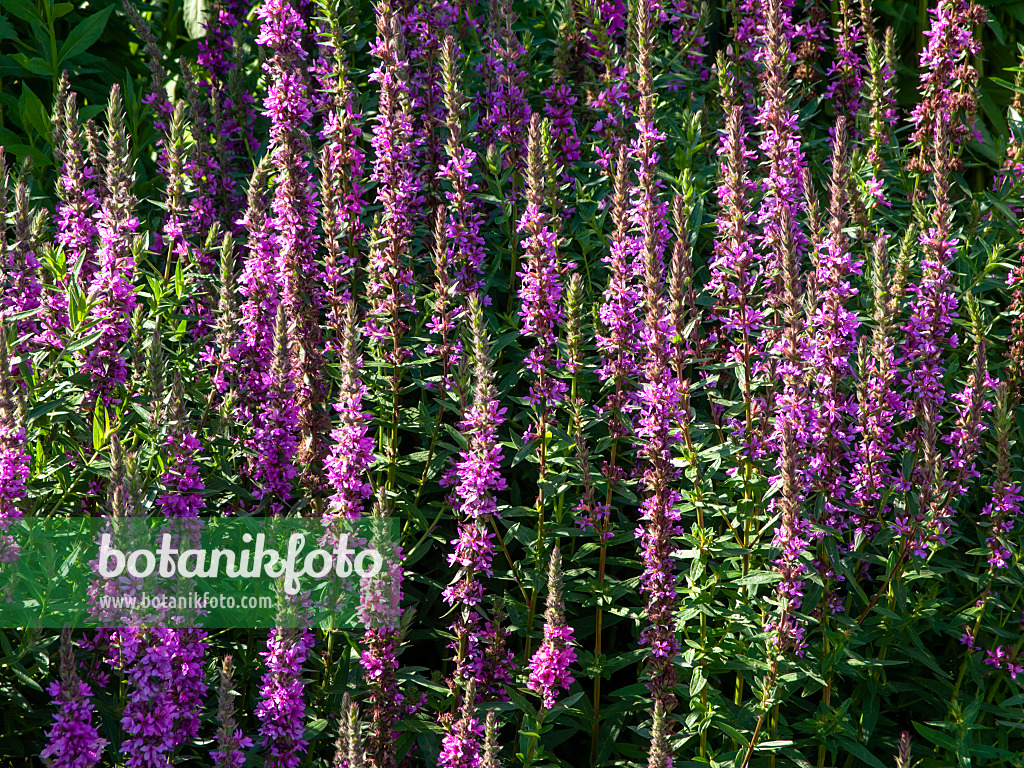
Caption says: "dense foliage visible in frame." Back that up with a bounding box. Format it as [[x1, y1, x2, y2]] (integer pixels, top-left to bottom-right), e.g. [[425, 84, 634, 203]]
[[2, 0, 1024, 766]]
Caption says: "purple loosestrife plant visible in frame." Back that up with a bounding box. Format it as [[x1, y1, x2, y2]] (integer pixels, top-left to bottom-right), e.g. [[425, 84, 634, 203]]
[[900, 117, 959, 427], [41, 629, 107, 768], [427, 209, 464, 399], [767, 202, 811, 651], [439, 679, 483, 768], [478, 0, 531, 185], [519, 114, 571, 423], [908, 0, 986, 171], [151, 375, 210, 746], [595, 144, 641, 443], [156, 372, 206, 520], [315, 5, 366, 325], [984, 383, 1022, 570], [543, 17, 582, 187], [117, 629, 194, 768], [824, 0, 863, 126], [197, 0, 258, 222], [0, 333, 26, 562], [439, 35, 487, 299], [754, 0, 809, 325], [257, 625, 315, 768], [365, 0, 421, 363], [631, 2, 683, 757], [210, 233, 239, 397], [257, 0, 329, 493], [527, 547, 576, 709], [441, 292, 514, 698], [769, 420, 809, 657], [333, 693, 366, 768], [2, 163, 43, 352], [237, 157, 280, 413], [804, 118, 861, 538], [851, 234, 909, 536], [942, 297, 993, 503], [863, 18, 898, 206], [404, 0, 459, 205], [324, 300, 375, 525], [360, 492, 406, 768], [51, 76, 100, 321], [250, 304, 299, 513], [83, 86, 139, 403], [709, 59, 768, 465], [212, 655, 252, 768]]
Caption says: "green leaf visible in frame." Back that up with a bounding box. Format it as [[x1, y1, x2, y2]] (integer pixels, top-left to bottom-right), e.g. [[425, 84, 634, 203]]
[[18, 85, 50, 140], [50, 3, 74, 18], [27, 399, 67, 424], [58, 6, 114, 65], [92, 400, 107, 452], [12, 54, 52, 77], [0, 16, 18, 40], [913, 722, 956, 752], [183, 0, 209, 39], [837, 737, 888, 768], [2, 0, 43, 25]]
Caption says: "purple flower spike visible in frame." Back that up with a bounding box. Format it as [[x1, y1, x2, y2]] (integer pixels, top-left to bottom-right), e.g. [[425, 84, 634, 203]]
[[527, 548, 576, 709]]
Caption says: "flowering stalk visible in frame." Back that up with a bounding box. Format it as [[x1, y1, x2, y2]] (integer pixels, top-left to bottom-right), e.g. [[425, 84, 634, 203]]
[[333, 693, 365, 768], [543, 16, 582, 187], [51, 75, 100, 319], [519, 114, 570, 423], [361, 492, 405, 768], [478, 0, 531, 187], [442, 292, 514, 698], [324, 299, 375, 525], [668, 188, 699, 385], [595, 143, 641, 445], [257, 0, 329, 494], [427, 209, 463, 398], [250, 304, 299, 513], [316, 5, 366, 325], [2, 164, 43, 353], [213, 655, 252, 768], [197, 0, 257, 222], [907, 0, 985, 171], [365, 0, 421, 361], [366, 0, 422, 497], [0, 331, 27, 562], [527, 548, 576, 709], [237, 156, 280, 419], [755, 0, 808, 326], [41, 629, 106, 768], [710, 56, 764, 467], [482, 711, 499, 768], [257, 625, 315, 768], [83, 85, 139, 402], [825, 0, 863, 126], [439, 679, 483, 768], [852, 234, 908, 536], [984, 382, 1022, 570], [631, 4, 682, 763], [863, 13, 898, 206], [900, 116, 958, 427], [942, 295, 992, 507], [118, 627, 206, 768], [211, 232, 239, 397], [440, 35, 487, 299], [805, 117, 861, 538]]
